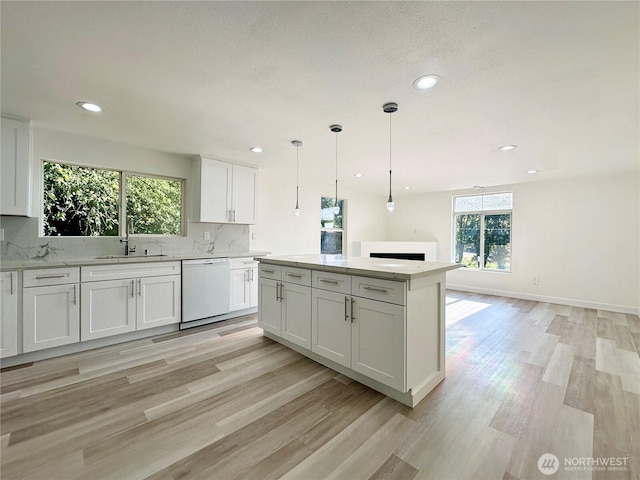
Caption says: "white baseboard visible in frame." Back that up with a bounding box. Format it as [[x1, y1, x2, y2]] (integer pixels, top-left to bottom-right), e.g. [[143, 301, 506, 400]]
[[446, 284, 639, 315]]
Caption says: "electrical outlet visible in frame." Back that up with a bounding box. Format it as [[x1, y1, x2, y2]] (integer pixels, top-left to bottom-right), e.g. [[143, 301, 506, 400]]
[[203, 231, 211, 240], [532, 277, 540, 286], [251, 232, 256, 240]]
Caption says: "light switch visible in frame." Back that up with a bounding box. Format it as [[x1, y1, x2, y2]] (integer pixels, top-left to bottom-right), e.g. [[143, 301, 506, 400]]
[[204, 231, 211, 240]]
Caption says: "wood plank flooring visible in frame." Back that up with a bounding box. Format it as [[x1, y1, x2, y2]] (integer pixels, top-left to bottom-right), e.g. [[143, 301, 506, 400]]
[[1, 292, 638, 480]]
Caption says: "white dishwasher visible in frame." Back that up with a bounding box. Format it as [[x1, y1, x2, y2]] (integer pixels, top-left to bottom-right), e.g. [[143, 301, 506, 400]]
[[181, 258, 230, 325]]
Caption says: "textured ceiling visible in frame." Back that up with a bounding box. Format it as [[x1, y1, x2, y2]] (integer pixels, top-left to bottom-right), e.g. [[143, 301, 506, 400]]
[[1, 1, 638, 195]]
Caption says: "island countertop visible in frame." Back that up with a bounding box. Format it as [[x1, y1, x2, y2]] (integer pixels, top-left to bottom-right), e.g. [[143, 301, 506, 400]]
[[255, 254, 460, 281]]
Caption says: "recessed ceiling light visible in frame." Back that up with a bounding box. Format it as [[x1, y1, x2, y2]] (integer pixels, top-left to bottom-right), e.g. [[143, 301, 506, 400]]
[[498, 145, 517, 151], [249, 147, 263, 153], [76, 101, 102, 113], [403, 186, 411, 190], [354, 173, 364, 178], [412, 74, 440, 90], [526, 169, 539, 174]]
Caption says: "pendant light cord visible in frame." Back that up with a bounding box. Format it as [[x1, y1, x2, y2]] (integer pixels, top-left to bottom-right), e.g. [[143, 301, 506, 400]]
[[296, 144, 299, 207], [389, 113, 392, 197], [335, 132, 338, 207]]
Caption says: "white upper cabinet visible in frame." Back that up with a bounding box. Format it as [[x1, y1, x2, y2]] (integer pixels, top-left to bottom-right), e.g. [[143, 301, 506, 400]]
[[231, 164, 258, 224], [193, 156, 258, 224], [1, 117, 31, 216]]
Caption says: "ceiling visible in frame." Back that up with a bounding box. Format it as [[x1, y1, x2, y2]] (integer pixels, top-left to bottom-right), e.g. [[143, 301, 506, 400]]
[[2, 1, 638, 196]]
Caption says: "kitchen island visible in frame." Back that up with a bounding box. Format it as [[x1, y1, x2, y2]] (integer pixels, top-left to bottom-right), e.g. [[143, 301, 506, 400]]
[[255, 254, 460, 407]]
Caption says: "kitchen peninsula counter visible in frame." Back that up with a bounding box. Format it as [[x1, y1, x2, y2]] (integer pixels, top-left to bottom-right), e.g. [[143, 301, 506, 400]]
[[255, 254, 459, 282], [256, 254, 460, 407]]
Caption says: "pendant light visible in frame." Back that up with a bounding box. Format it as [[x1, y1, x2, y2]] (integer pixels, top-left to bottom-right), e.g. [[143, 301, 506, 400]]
[[291, 140, 303, 216], [383, 102, 398, 212], [330, 124, 342, 214]]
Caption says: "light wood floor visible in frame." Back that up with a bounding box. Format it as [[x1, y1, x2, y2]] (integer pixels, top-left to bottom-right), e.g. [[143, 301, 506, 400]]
[[1, 292, 638, 480]]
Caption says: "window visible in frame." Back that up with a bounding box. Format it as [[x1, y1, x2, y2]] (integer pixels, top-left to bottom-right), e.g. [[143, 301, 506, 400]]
[[320, 196, 344, 254], [452, 192, 512, 271], [43, 161, 183, 237]]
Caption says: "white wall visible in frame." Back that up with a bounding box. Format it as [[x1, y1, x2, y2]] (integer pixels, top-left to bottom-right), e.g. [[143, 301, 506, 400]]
[[251, 167, 387, 256], [387, 174, 639, 313]]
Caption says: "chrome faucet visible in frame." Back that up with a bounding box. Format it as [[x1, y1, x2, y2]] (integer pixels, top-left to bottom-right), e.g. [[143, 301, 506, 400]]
[[119, 218, 136, 256]]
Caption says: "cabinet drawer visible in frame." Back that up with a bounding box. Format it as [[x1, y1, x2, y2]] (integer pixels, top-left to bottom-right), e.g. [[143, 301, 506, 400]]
[[282, 267, 311, 286], [312, 270, 351, 294], [351, 276, 406, 305], [259, 263, 281, 280], [230, 257, 259, 269], [24, 267, 80, 287], [82, 261, 181, 282]]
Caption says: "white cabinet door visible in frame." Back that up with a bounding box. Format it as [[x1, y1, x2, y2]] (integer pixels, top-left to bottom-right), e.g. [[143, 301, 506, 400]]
[[193, 157, 258, 224], [23, 284, 80, 352], [81, 279, 136, 341], [311, 289, 351, 368], [351, 297, 405, 391], [232, 164, 258, 224], [1, 117, 31, 216], [258, 278, 281, 335], [0, 272, 18, 358], [281, 283, 311, 349], [229, 268, 250, 311], [196, 157, 232, 223], [137, 275, 181, 330], [249, 267, 258, 308]]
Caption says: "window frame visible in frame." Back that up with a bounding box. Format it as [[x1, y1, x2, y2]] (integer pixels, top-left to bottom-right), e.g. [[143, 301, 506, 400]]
[[451, 192, 513, 272], [40, 159, 186, 238], [320, 196, 346, 255]]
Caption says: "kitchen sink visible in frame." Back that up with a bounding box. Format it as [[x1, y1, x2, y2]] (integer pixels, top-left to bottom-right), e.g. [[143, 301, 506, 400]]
[[94, 254, 168, 259]]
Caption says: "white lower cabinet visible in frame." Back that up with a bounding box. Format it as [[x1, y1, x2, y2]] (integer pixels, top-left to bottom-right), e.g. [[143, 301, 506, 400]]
[[229, 258, 258, 312], [350, 297, 405, 391], [311, 289, 351, 368], [81, 279, 137, 340], [261, 265, 408, 393], [281, 282, 311, 349], [1, 271, 19, 358], [311, 290, 405, 390], [258, 277, 282, 335], [258, 267, 311, 349], [136, 275, 181, 330], [81, 262, 181, 341], [23, 268, 80, 353]]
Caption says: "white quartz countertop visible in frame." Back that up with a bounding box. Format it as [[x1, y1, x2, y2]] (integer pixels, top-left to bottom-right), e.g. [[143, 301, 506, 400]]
[[256, 254, 460, 281], [0, 251, 270, 270]]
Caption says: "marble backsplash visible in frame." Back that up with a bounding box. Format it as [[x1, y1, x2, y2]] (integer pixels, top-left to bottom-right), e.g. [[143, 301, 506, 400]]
[[0, 216, 250, 263]]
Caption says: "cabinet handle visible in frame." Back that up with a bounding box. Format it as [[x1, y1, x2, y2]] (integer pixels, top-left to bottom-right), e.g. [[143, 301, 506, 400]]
[[279, 283, 284, 302], [249, 269, 254, 282], [10, 272, 14, 295], [73, 284, 77, 305], [275, 282, 280, 301], [286, 273, 303, 278], [233, 210, 236, 222], [362, 285, 388, 294], [319, 278, 339, 285], [228, 210, 232, 222], [34, 274, 66, 280], [138, 279, 142, 296], [131, 280, 135, 298], [344, 296, 349, 321], [262, 268, 275, 274], [351, 298, 355, 322]]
